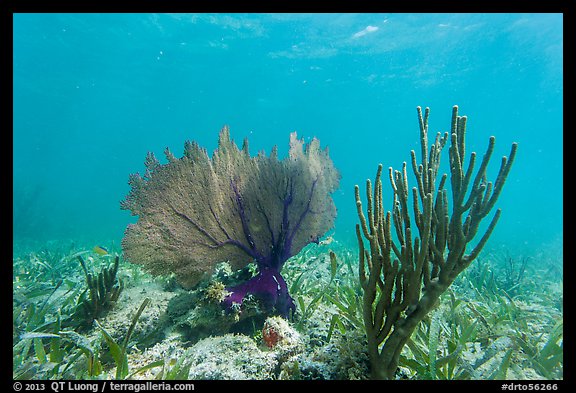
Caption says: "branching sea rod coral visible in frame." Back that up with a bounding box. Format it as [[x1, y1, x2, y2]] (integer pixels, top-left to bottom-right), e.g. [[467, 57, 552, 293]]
[[121, 127, 340, 316], [355, 106, 517, 379]]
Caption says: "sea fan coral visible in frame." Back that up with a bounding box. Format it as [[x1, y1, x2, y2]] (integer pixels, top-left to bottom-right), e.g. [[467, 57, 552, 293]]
[[121, 127, 340, 316]]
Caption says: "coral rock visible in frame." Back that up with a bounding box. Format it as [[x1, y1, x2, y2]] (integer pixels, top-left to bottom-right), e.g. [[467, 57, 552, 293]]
[[262, 316, 303, 358]]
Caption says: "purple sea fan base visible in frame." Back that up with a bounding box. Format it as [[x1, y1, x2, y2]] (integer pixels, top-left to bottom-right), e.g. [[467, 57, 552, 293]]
[[222, 267, 295, 318]]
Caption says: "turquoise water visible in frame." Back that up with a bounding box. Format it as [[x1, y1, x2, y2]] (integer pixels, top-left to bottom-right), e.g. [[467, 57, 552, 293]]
[[13, 13, 563, 255]]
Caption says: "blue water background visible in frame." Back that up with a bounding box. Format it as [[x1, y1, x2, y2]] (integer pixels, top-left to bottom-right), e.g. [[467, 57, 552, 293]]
[[13, 13, 563, 258]]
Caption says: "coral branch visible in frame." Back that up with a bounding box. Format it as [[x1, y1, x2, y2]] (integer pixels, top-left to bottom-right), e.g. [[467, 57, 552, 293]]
[[355, 105, 517, 379]]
